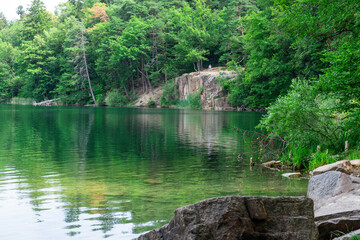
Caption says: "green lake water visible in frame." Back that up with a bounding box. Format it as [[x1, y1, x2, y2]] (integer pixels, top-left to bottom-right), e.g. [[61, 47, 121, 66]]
[[0, 105, 308, 239]]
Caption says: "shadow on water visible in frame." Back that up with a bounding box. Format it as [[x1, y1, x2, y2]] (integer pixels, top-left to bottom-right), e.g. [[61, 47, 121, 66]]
[[0, 105, 308, 239]]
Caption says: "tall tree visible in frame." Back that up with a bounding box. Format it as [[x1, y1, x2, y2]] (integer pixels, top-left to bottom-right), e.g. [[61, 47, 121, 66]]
[[0, 40, 19, 101], [0, 13, 7, 30], [22, 0, 54, 41], [64, 17, 97, 104], [17, 35, 58, 101]]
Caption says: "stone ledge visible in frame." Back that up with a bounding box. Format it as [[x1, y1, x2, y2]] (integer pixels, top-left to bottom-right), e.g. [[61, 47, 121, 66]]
[[139, 196, 318, 240]]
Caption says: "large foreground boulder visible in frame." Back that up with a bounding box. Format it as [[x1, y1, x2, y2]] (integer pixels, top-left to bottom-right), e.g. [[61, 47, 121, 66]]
[[308, 170, 360, 239], [139, 196, 318, 240]]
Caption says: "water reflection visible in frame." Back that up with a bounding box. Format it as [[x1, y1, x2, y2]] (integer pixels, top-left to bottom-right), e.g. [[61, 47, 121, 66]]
[[0, 106, 308, 239]]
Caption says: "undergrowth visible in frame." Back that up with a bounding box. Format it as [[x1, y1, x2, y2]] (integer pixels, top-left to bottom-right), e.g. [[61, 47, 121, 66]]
[[177, 92, 202, 110], [10, 97, 34, 105]]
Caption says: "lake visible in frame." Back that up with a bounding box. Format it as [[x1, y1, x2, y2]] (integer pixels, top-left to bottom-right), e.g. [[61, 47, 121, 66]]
[[0, 105, 308, 239]]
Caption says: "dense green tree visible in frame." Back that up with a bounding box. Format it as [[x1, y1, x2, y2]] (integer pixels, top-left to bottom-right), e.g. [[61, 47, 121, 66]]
[[0, 0, 356, 133], [22, 0, 55, 41], [225, 7, 296, 108], [0, 21, 25, 47], [0, 13, 8, 30], [18, 35, 58, 100], [258, 0, 360, 168], [62, 17, 97, 104], [0, 40, 20, 101], [16, 6, 26, 19]]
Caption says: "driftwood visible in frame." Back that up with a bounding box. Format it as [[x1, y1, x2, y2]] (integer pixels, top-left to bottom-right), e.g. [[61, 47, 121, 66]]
[[33, 98, 60, 106]]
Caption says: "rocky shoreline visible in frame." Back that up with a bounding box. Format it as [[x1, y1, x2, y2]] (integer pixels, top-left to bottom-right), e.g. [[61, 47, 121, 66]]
[[308, 160, 360, 240], [135, 69, 267, 112], [139, 160, 360, 240]]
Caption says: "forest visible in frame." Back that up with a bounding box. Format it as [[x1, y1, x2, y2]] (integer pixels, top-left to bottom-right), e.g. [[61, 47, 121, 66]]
[[0, 0, 359, 169]]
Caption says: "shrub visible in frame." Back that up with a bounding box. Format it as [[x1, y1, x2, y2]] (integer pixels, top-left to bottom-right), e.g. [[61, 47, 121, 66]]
[[308, 151, 337, 170], [10, 97, 34, 105], [258, 79, 347, 169], [106, 90, 128, 107], [216, 76, 233, 95], [161, 80, 179, 106], [188, 92, 202, 109], [95, 93, 105, 106], [177, 92, 202, 110], [147, 98, 156, 108]]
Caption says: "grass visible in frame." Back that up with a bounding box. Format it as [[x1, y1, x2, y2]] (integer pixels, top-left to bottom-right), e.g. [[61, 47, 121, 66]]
[[308, 151, 337, 170], [106, 90, 128, 107], [176, 92, 202, 110], [10, 97, 34, 105], [147, 98, 156, 108], [345, 149, 360, 160]]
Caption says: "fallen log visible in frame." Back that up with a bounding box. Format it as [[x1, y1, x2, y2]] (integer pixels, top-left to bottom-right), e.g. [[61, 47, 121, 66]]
[[33, 98, 60, 106]]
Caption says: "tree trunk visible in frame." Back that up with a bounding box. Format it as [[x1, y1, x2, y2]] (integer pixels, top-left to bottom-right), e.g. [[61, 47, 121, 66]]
[[141, 57, 148, 93], [146, 70, 152, 93], [131, 75, 135, 95], [80, 29, 96, 105]]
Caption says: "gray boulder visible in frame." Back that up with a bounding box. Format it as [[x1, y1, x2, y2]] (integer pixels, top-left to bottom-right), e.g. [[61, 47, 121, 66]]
[[139, 196, 318, 240], [307, 171, 360, 239], [316, 210, 360, 240], [307, 171, 355, 211]]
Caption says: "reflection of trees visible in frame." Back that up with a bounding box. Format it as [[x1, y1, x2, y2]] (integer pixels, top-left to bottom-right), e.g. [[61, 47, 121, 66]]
[[0, 105, 304, 240], [75, 108, 94, 171]]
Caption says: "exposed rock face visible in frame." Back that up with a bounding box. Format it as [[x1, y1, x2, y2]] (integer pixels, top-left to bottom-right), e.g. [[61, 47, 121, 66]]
[[308, 170, 360, 240], [139, 196, 318, 240], [176, 70, 237, 110]]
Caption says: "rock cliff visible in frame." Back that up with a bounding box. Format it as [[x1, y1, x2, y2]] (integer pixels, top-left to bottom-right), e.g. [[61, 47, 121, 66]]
[[176, 69, 237, 110], [134, 68, 238, 109]]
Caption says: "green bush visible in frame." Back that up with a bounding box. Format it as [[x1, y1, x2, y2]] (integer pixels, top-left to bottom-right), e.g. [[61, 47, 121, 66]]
[[216, 76, 233, 95], [281, 146, 313, 169], [10, 97, 34, 105], [106, 90, 128, 107], [177, 92, 202, 110], [60, 91, 89, 105], [95, 93, 105, 106], [161, 80, 179, 106], [258, 79, 347, 169], [188, 93, 202, 109], [147, 98, 156, 108], [308, 151, 337, 170]]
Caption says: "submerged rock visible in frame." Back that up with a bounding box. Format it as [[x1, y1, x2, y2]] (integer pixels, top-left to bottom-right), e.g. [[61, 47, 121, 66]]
[[138, 196, 318, 240]]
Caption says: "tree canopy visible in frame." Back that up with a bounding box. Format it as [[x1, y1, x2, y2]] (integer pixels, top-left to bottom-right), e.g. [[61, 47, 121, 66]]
[[0, 0, 359, 167]]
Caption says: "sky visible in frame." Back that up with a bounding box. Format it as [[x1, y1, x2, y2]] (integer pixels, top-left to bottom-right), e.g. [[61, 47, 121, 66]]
[[0, 0, 67, 21]]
